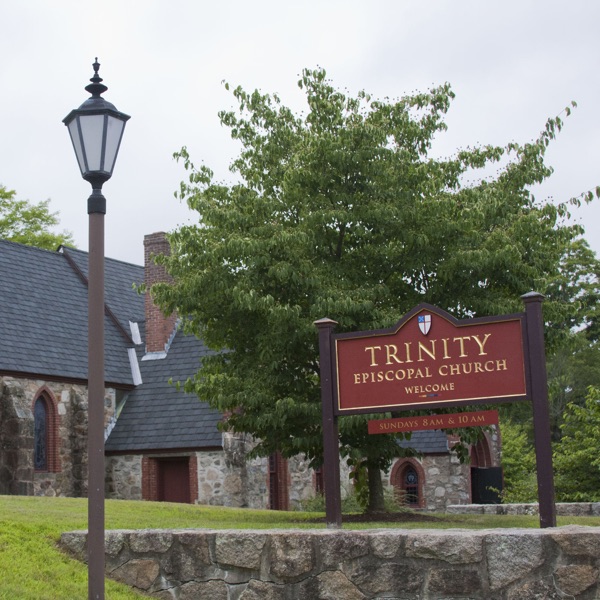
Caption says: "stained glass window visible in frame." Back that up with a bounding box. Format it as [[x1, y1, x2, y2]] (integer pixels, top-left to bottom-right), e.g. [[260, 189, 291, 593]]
[[34, 398, 47, 471], [404, 466, 419, 506]]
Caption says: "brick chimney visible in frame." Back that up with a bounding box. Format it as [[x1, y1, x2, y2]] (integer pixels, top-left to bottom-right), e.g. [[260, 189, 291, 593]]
[[144, 232, 177, 354]]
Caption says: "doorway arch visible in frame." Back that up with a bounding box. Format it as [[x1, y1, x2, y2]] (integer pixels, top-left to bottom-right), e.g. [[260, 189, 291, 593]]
[[390, 458, 425, 508], [470, 433, 502, 504]]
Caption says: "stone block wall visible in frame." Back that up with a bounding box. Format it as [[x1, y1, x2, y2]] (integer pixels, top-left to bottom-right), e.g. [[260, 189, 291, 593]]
[[105, 436, 474, 512], [382, 453, 471, 511], [420, 454, 470, 510], [195, 448, 269, 508], [60, 526, 600, 599], [105, 447, 270, 508], [448, 503, 600, 517], [0, 376, 116, 498], [0, 377, 34, 495], [220, 432, 269, 509], [288, 454, 319, 509], [106, 433, 321, 510], [106, 455, 143, 500]]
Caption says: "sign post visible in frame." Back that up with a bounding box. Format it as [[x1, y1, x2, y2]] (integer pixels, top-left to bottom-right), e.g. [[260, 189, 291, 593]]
[[522, 292, 556, 527], [315, 318, 342, 528]]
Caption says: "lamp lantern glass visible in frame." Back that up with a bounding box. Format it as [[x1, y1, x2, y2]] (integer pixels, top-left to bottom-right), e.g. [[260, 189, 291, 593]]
[[63, 58, 130, 189]]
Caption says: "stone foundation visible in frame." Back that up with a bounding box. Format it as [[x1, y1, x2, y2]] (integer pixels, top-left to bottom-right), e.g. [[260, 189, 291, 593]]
[[448, 503, 600, 516], [60, 526, 600, 599]]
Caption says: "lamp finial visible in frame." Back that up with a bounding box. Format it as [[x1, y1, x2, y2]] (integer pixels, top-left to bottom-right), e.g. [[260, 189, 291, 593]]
[[85, 57, 108, 98]]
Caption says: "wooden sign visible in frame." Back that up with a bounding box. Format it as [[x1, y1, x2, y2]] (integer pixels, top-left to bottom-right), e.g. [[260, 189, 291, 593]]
[[315, 292, 556, 527], [316, 294, 557, 530], [334, 305, 527, 414]]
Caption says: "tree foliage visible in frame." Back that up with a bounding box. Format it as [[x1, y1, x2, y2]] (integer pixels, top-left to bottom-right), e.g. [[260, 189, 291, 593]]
[[554, 387, 600, 501], [496, 415, 538, 503], [153, 68, 596, 509], [534, 238, 600, 439], [0, 185, 74, 250]]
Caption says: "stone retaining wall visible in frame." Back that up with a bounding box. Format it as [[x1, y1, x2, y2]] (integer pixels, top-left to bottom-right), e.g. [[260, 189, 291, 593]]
[[60, 526, 600, 599], [447, 502, 600, 516]]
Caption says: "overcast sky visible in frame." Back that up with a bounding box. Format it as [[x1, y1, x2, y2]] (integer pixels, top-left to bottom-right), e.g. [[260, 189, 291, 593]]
[[1, 1, 598, 266]]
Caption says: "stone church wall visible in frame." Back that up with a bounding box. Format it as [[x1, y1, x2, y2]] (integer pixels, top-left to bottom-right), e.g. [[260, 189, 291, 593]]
[[0, 377, 34, 495], [288, 454, 319, 508], [0, 376, 116, 498], [105, 447, 269, 508], [195, 446, 269, 508], [420, 453, 471, 510], [104, 443, 473, 512], [193, 433, 319, 509], [105, 433, 320, 510], [1, 371, 484, 512], [383, 453, 471, 511], [106, 454, 143, 500]]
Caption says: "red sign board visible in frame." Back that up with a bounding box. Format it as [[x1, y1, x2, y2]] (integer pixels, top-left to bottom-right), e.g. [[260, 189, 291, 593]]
[[368, 410, 499, 434], [334, 305, 527, 413]]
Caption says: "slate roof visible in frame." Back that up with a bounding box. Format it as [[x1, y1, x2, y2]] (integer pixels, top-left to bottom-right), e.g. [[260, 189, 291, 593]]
[[0, 240, 136, 385], [62, 246, 145, 329], [399, 429, 449, 454], [0, 238, 450, 455], [105, 328, 222, 452], [0, 238, 222, 452]]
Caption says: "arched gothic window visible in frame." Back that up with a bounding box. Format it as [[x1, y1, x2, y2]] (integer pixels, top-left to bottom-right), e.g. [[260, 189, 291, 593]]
[[34, 397, 48, 470], [403, 465, 419, 506], [314, 466, 324, 495], [391, 459, 425, 508], [471, 435, 493, 468], [32, 390, 59, 473]]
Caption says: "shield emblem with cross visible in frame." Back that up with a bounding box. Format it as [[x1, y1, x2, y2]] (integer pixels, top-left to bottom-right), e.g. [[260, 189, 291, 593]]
[[418, 314, 431, 336]]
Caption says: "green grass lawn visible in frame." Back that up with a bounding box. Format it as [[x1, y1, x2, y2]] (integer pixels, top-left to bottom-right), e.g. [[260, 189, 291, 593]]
[[1, 495, 598, 599]]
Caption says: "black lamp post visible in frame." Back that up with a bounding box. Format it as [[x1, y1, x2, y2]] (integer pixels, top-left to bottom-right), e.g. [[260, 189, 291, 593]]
[[63, 58, 130, 600]]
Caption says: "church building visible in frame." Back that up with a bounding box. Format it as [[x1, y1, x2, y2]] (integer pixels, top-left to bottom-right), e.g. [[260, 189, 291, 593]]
[[0, 233, 501, 510]]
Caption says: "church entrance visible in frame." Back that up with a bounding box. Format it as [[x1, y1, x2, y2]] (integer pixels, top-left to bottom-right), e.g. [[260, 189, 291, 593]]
[[157, 457, 191, 503], [470, 436, 502, 504]]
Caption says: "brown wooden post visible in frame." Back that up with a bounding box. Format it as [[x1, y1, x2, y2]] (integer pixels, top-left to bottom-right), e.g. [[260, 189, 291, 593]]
[[522, 292, 557, 528], [315, 318, 342, 528]]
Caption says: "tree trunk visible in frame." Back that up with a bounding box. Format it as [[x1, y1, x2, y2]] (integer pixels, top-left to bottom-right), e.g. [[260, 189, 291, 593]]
[[367, 465, 385, 513]]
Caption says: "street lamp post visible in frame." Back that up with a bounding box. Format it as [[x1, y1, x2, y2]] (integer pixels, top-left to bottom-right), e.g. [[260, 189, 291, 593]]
[[63, 59, 130, 600]]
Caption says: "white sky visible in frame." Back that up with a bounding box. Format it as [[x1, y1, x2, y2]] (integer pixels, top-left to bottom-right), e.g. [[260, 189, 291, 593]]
[[0, 1, 598, 266]]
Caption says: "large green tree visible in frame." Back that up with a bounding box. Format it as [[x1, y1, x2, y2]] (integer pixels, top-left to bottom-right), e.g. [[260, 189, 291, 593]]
[[153, 69, 595, 510], [0, 185, 74, 250]]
